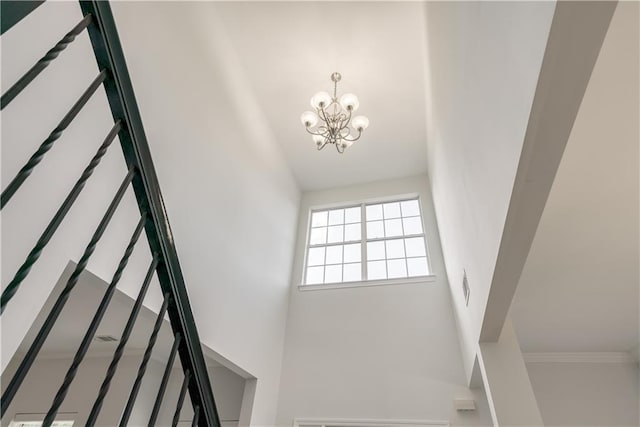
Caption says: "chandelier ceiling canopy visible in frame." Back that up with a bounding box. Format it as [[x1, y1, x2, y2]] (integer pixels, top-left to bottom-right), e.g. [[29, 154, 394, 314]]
[[300, 72, 369, 154]]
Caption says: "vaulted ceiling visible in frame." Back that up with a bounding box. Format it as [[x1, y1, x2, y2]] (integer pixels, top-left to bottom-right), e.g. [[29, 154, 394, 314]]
[[113, 2, 430, 191], [206, 2, 430, 190]]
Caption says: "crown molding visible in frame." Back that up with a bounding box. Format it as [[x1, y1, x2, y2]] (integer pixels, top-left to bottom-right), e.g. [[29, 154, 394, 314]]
[[523, 352, 636, 364]]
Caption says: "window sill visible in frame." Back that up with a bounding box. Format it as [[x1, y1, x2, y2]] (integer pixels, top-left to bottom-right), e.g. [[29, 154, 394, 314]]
[[298, 274, 437, 292]]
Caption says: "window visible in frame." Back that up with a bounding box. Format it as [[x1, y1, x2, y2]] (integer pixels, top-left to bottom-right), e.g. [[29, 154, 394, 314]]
[[304, 198, 430, 286]]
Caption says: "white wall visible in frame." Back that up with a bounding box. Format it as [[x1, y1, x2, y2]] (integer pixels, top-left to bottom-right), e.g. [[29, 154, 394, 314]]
[[1, 355, 245, 426], [477, 319, 543, 426], [110, 3, 300, 425], [2, 3, 301, 426], [423, 1, 555, 380], [526, 361, 639, 426], [1, 1, 150, 373], [276, 176, 492, 426]]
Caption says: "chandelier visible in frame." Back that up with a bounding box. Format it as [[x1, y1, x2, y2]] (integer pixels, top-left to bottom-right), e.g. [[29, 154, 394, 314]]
[[300, 72, 369, 153]]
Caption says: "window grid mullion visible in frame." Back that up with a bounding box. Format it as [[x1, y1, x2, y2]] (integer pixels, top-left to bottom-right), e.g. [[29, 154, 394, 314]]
[[381, 206, 388, 279], [399, 203, 409, 276], [361, 203, 367, 281], [322, 242, 327, 284]]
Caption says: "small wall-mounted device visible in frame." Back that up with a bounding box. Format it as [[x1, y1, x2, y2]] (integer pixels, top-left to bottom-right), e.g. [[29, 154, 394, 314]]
[[454, 398, 476, 411], [462, 270, 470, 307]]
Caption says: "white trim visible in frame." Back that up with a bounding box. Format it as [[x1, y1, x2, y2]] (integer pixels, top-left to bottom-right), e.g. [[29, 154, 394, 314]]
[[298, 274, 437, 291], [293, 418, 449, 427], [523, 352, 635, 364]]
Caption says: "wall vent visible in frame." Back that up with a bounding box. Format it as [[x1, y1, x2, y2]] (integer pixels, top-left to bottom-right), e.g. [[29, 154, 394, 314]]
[[95, 335, 118, 342], [462, 270, 470, 306]]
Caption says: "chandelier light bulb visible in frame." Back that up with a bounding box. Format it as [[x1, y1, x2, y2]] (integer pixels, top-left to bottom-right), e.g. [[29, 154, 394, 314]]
[[310, 91, 332, 109], [312, 135, 325, 146], [300, 111, 319, 128], [339, 93, 359, 112], [352, 115, 370, 131]]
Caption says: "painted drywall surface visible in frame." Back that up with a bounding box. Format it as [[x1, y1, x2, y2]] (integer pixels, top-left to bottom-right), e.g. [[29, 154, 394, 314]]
[[526, 361, 639, 426], [477, 319, 542, 426], [276, 176, 492, 425], [110, 3, 300, 426], [423, 1, 555, 379], [1, 1, 152, 372], [1, 355, 244, 426]]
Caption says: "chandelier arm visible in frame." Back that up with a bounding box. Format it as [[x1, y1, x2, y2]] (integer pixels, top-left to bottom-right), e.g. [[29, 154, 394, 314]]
[[342, 129, 362, 142], [336, 143, 345, 154], [338, 109, 353, 131], [318, 106, 332, 128], [317, 140, 329, 151], [305, 127, 328, 137]]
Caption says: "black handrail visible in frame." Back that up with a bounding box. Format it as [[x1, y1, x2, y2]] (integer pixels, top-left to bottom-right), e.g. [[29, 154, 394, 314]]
[[1, 1, 220, 425]]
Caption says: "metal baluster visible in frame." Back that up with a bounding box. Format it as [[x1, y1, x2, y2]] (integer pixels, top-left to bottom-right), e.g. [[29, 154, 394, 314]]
[[0, 121, 122, 312], [0, 168, 134, 418], [85, 256, 158, 426], [41, 216, 146, 427], [0, 69, 108, 208], [191, 406, 200, 427], [1, 14, 93, 109], [119, 294, 170, 427], [172, 370, 191, 427], [149, 334, 182, 427]]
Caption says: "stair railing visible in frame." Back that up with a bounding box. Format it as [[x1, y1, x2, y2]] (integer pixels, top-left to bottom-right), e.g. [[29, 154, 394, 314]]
[[0, 1, 220, 426]]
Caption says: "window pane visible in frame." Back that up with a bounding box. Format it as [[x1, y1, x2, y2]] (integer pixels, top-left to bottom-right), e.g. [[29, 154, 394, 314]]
[[407, 257, 429, 276], [328, 209, 344, 225], [367, 260, 387, 280], [344, 223, 361, 242], [343, 263, 362, 282], [383, 202, 401, 219], [311, 211, 328, 227], [401, 200, 420, 217], [366, 204, 383, 221], [327, 225, 344, 243], [310, 227, 327, 245], [366, 220, 384, 239], [306, 266, 324, 284], [325, 245, 343, 264], [385, 239, 405, 259], [345, 207, 361, 224], [367, 241, 385, 261], [384, 219, 403, 237], [402, 216, 423, 235], [324, 265, 342, 283], [405, 237, 426, 257], [344, 243, 361, 263], [387, 259, 408, 278], [307, 247, 325, 266]]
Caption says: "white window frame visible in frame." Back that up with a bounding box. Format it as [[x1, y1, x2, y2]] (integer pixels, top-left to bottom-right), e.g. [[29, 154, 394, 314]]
[[300, 196, 436, 290]]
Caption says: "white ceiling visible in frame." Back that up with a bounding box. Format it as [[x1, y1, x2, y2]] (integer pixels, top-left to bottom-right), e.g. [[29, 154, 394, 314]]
[[512, 2, 639, 353], [185, 1, 430, 191]]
